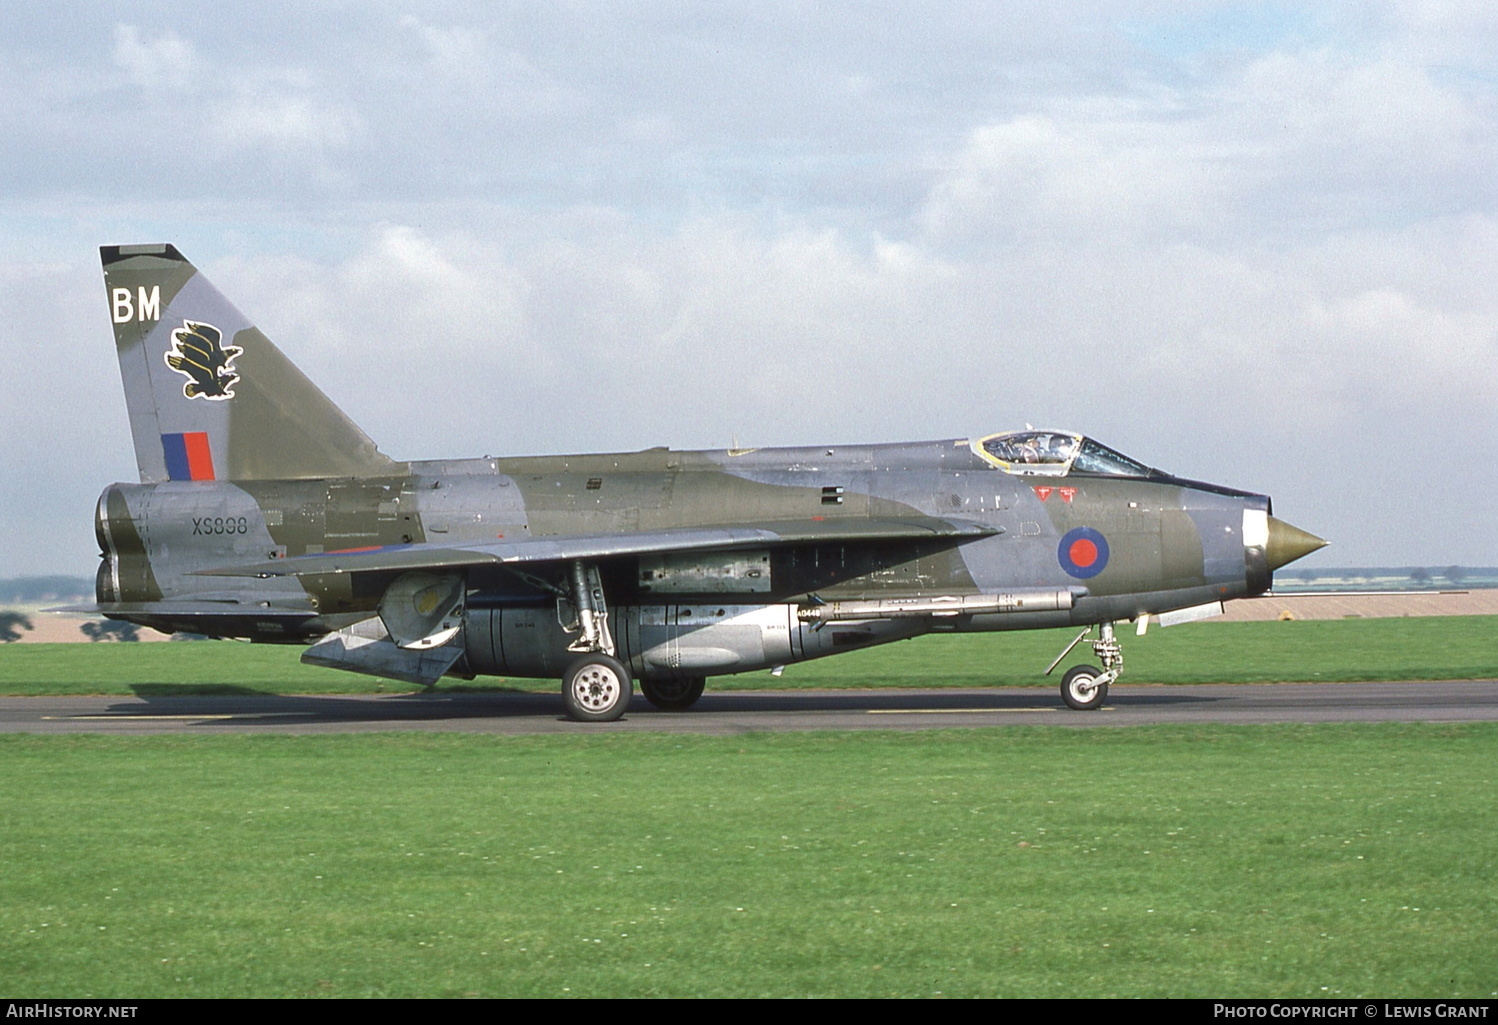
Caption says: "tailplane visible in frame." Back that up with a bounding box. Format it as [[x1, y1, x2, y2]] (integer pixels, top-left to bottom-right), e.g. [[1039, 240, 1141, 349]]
[[102, 244, 400, 482]]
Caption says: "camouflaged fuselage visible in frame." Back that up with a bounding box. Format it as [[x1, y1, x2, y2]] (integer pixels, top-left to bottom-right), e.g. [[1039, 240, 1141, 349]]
[[96, 438, 1267, 641], [83, 243, 1324, 696]]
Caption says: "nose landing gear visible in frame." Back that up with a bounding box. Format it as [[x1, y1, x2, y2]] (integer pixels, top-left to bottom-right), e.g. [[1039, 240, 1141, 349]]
[[1047, 621, 1123, 711]]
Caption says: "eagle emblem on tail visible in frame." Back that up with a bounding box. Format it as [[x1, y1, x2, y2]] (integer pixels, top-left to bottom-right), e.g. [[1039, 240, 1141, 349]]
[[164, 321, 241, 400]]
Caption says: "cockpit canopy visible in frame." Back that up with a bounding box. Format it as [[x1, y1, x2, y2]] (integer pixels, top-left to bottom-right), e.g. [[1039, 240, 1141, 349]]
[[970, 430, 1157, 478]]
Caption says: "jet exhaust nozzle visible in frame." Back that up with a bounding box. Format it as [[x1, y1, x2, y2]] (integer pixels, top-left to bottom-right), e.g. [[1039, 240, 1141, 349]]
[[1265, 516, 1327, 571]]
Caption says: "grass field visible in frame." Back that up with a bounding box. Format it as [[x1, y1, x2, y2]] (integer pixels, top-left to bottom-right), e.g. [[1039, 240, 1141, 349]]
[[0, 614, 1495, 697], [3, 622, 1495, 997], [2, 724, 1495, 998]]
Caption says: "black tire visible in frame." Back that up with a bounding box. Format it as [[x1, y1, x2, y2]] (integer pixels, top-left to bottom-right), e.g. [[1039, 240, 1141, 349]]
[[1060, 664, 1108, 711], [562, 653, 633, 722], [639, 675, 706, 711]]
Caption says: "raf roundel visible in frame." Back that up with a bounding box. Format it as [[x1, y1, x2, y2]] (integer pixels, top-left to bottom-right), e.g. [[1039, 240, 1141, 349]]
[[1058, 526, 1110, 579]]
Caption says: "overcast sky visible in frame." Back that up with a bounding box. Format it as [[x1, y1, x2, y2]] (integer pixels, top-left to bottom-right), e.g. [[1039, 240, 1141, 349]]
[[3, 1, 1496, 576]]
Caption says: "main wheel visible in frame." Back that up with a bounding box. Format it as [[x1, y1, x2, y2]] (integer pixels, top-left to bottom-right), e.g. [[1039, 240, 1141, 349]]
[[562, 654, 633, 722], [639, 675, 706, 711], [1060, 664, 1108, 711]]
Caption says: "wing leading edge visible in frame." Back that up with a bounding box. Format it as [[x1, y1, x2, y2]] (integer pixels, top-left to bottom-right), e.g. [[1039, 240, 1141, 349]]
[[200, 516, 1001, 579]]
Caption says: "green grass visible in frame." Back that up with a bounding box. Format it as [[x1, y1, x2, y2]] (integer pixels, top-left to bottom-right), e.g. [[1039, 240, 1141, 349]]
[[1, 615, 1494, 696], [756, 614, 1498, 690], [0, 641, 406, 696], [2, 725, 1495, 997]]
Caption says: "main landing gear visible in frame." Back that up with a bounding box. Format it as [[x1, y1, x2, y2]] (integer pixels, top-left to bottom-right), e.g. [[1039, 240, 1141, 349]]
[[558, 561, 631, 722], [554, 561, 712, 718], [563, 652, 633, 722], [1047, 621, 1123, 711], [639, 676, 706, 711]]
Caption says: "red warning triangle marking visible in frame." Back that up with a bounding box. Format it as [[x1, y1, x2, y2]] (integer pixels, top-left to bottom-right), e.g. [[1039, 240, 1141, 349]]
[[1033, 486, 1052, 502]]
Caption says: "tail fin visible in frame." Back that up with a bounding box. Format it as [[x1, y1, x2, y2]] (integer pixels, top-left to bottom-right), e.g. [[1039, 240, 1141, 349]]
[[102, 244, 400, 482]]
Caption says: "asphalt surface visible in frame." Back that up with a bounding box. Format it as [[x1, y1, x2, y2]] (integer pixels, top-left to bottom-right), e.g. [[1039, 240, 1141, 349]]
[[1, 679, 1495, 735]]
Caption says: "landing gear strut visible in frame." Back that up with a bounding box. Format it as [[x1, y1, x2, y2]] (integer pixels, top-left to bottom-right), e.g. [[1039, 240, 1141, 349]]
[[558, 560, 631, 722], [1048, 621, 1123, 711], [565, 560, 615, 655]]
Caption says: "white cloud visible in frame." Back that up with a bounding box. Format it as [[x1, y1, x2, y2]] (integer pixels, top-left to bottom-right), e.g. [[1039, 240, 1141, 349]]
[[210, 83, 361, 153], [4, 2, 1498, 570], [1301, 285, 1498, 407], [921, 45, 1498, 253], [111, 24, 200, 90], [919, 111, 1224, 247], [398, 15, 489, 81]]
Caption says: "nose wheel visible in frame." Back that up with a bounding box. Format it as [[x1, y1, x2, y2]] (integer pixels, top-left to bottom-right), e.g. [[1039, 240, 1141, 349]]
[[1060, 664, 1108, 710], [1047, 621, 1122, 711]]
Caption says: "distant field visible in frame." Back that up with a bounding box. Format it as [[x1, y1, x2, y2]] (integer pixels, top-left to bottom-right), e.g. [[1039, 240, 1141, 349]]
[[0, 615, 1493, 697], [2, 724, 1494, 997]]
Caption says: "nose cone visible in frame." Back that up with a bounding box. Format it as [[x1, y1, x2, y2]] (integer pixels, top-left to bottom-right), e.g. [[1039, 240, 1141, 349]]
[[1266, 516, 1327, 571]]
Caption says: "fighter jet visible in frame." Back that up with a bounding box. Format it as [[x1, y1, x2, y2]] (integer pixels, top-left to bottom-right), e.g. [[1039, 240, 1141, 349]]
[[72, 243, 1326, 721]]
